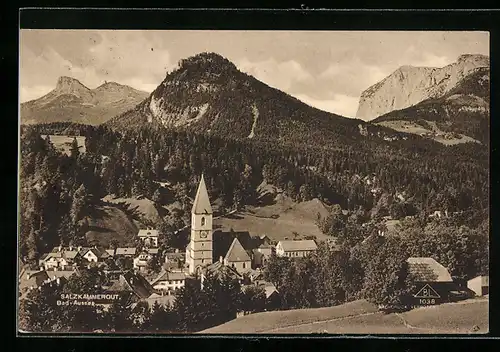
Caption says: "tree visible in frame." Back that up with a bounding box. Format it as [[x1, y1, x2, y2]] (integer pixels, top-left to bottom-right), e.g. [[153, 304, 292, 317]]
[[103, 293, 134, 332], [355, 236, 416, 306], [152, 188, 162, 206], [70, 137, 80, 160], [240, 285, 266, 313]]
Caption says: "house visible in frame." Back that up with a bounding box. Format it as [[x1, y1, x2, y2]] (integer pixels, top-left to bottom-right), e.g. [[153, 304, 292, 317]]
[[138, 228, 159, 248], [467, 275, 489, 297], [106, 271, 155, 301], [115, 248, 137, 257], [275, 240, 318, 258], [151, 270, 187, 293], [406, 257, 456, 306], [81, 247, 111, 263], [223, 237, 252, 273], [164, 250, 185, 271], [201, 260, 243, 288], [40, 246, 82, 270], [252, 242, 275, 267], [254, 280, 281, 311], [19, 270, 50, 295], [133, 251, 153, 271], [105, 249, 116, 257]]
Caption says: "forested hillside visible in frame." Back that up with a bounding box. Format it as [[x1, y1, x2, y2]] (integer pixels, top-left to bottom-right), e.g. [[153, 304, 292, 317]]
[[19, 120, 488, 267]]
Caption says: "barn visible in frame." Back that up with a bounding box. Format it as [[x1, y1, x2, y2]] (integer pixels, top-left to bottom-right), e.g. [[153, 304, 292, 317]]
[[406, 257, 456, 307]]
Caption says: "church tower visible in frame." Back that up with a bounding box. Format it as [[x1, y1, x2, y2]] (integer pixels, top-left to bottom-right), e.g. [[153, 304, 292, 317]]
[[186, 174, 213, 275]]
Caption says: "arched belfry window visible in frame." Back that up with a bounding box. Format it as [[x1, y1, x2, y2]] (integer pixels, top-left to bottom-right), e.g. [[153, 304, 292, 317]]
[[201, 217, 206, 226]]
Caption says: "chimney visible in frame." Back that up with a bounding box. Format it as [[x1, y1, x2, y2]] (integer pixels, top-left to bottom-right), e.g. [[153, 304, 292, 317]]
[[77, 246, 82, 252], [69, 246, 73, 251], [219, 256, 223, 264], [26, 273, 31, 280], [175, 249, 179, 254], [58, 245, 62, 252]]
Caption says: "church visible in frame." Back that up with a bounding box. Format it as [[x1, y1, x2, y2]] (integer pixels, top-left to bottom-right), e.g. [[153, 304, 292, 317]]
[[185, 174, 260, 278]]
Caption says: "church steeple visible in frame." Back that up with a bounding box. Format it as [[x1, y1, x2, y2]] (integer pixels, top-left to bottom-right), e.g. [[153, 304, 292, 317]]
[[192, 174, 212, 215]]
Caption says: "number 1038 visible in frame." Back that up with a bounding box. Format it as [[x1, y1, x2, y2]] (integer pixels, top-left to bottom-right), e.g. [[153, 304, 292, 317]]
[[419, 298, 436, 305]]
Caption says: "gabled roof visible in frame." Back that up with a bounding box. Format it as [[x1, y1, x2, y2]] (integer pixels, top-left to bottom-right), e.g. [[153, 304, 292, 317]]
[[105, 249, 115, 256], [138, 229, 159, 237], [192, 174, 212, 215], [19, 270, 50, 292], [277, 240, 318, 252], [224, 238, 252, 263], [151, 270, 187, 285], [46, 270, 76, 280], [205, 261, 243, 280], [82, 247, 110, 259], [406, 257, 453, 282], [108, 271, 154, 299], [115, 248, 137, 256]]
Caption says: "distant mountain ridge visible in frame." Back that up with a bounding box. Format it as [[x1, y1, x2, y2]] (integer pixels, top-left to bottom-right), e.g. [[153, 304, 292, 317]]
[[106, 52, 409, 149], [372, 66, 490, 144], [21, 76, 149, 125], [356, 54, 490, 120]]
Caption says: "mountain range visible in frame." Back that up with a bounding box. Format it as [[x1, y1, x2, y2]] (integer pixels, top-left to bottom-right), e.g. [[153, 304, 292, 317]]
[[21, 77, 149, 125], [21, 52, 489, 147], [105, 52, 406, 149]]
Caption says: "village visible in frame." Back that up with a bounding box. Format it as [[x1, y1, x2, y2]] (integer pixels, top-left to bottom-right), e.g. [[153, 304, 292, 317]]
[[18, 175, 489, 323]]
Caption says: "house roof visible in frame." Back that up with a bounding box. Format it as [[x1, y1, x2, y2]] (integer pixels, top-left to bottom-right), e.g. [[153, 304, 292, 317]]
[[146, 248, 159, 255], [151, 270, 187, 285], [254, 280, 279, 298], [19, 270, 50, 292], [82, 247, 110, 259], [105, 249, 115, 256], [406, 257, 453, 282], [205, 261, 243, 280], [138, 229, 159, 237], [277, 240, 318, 252], [115, 248, 137, 256], [107, 271, 154, 299], [192, 174, 212, 215], [46, 270, 76, 280], [224, 238, 252, 263]]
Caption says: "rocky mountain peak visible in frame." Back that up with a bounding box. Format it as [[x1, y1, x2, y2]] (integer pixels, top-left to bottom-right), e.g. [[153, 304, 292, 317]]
[[457, 54, 489, 66], [54, 76, 92, 101], [356, 54, 490, 120]]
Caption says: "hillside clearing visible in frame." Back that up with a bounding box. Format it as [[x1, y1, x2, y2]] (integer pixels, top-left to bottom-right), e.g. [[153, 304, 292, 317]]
[[200, 297, 488, 334], [85, 205, 138, 247], [42, 135, 86, 155], [103, 195, 167, 225], [375, 120, 480, 146]]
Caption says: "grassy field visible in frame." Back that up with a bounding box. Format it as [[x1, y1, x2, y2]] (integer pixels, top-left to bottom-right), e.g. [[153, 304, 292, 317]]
[[200, 297, 488, 334], [215, 197, 331, 242], [85, 205, 138, 247], [200, 300, 379, 333], [42, 135, 86, 155], [103, 195, 167, 225], [376, 120, 479, 146]]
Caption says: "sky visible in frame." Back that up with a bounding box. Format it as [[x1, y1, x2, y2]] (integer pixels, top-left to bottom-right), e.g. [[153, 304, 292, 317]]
[[20, 30, 489, 119]]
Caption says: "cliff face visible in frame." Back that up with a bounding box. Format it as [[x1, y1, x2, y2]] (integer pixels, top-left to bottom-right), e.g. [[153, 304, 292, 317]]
[[356, 54, 489, 121]]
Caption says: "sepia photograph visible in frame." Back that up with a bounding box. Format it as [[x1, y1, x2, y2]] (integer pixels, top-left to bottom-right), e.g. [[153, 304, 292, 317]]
[[17, 29, 489, 335]]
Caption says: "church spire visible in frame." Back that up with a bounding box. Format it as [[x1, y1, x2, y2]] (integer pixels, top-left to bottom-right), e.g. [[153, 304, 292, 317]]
[[192, 174, 212, 215]]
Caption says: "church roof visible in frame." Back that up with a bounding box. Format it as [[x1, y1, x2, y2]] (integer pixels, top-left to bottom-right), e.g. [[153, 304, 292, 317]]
[[224, 237, 252, 263], [192, 174, 213, 215]]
